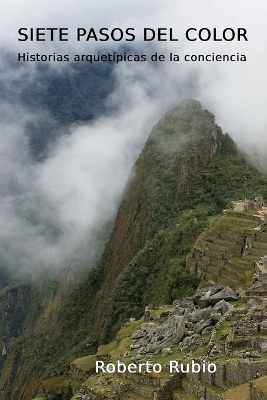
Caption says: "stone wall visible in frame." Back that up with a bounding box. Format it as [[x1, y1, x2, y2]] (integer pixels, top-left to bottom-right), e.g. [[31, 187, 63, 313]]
[[243, 291, 267, 299], [206, 388, 224, 400], [260, 322, 267, 334], [182, 378, 205, 399], [214, 364, 233, 391], [187, 360, 267, 393], [68, 363, 93, 381], [180, 374, 224, 400], [157, 373, 183, 400]]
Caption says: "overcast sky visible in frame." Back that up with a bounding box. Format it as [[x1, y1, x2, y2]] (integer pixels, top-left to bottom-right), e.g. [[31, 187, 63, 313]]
[[1, 0, 267, 273], [2, 0, 266, 144]]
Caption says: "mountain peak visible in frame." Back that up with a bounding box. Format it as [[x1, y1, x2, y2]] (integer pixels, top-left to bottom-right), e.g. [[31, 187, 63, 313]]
[[149, 99, 217, 152], [172, 98, 202, 111]]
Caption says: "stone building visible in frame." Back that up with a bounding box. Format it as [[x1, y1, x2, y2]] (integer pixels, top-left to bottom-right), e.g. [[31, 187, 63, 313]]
[[232, 197, 264, 212]]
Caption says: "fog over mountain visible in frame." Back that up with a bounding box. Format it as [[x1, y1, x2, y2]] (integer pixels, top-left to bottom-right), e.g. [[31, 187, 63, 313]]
[[0, 0, 267, 272]]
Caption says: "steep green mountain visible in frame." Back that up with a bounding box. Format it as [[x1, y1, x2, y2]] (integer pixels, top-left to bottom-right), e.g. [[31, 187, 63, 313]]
[[1, 99, 267, 400]]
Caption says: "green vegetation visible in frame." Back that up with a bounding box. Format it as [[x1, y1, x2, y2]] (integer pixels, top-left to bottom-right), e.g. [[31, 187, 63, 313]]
[[116, 319, 143, 341], [71, 355, 96, 372], [42, 376, 81, 400], [103, 208, 206, 339], [31, 398, 46, 400]]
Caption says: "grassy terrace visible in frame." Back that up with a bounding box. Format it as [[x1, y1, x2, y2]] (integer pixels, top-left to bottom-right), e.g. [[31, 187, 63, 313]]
[[83, 374, 117, 396], [82, 371, 167, 399], [71, 354, 97, 372], [121, 391, 148, 399], [42, 376, 82, 398], [184, 376, 225, 395], [223, 382, 250, 400], [189, 209, 267, 289]]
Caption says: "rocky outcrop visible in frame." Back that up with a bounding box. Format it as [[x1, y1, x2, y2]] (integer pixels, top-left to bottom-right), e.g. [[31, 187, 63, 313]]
[[131, 316, 185, 355]]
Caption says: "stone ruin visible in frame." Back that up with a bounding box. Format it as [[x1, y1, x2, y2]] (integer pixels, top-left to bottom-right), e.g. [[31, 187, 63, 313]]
[[73, 279, 267, 400], [232, 197, 265, 212], [126, 280, 267, 368], [259, 255, 267, 268]]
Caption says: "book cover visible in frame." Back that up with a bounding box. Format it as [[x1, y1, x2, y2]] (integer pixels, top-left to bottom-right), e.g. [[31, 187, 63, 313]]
[[0, 1, 267, 399]]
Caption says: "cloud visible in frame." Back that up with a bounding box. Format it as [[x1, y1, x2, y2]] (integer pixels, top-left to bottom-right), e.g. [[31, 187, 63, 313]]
[[0, 0, 267, 273], [0, 69, 166, 272]]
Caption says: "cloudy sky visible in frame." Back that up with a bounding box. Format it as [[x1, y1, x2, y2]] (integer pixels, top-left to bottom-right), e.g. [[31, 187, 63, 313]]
[[1, 0, 267, 273], [2, 0, 264, 147]]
